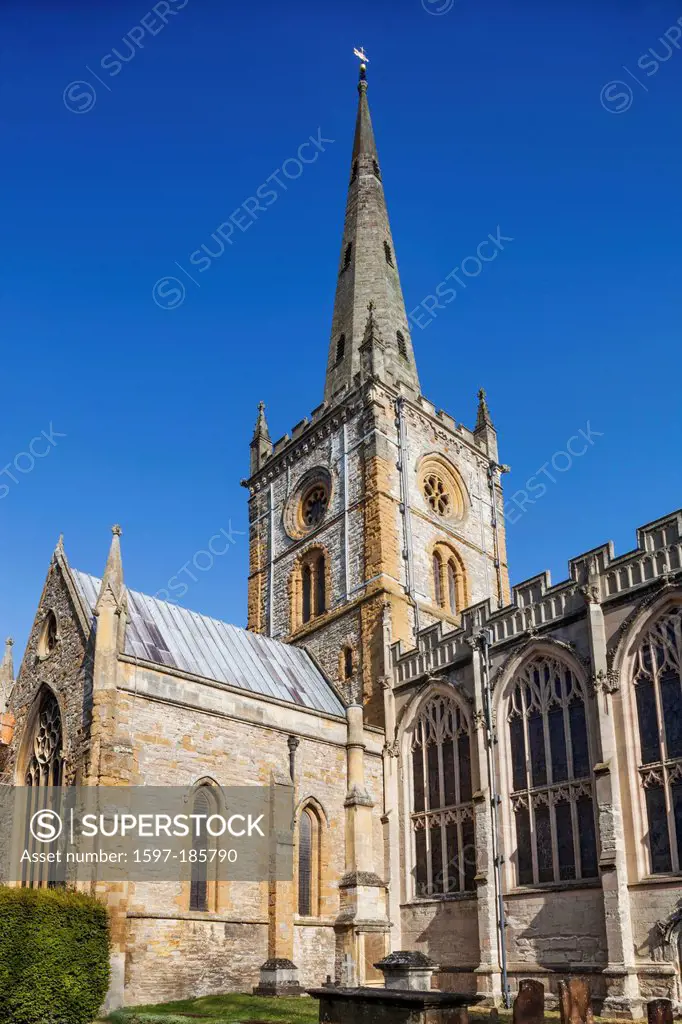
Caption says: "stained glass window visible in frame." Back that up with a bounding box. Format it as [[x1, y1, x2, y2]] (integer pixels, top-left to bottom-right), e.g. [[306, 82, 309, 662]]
[[508, 655, 598, 885], [634, 605, 682, 874], [298, 809, 313, 916], [189, 788, 211, 912], [410, 694, 475, 898]]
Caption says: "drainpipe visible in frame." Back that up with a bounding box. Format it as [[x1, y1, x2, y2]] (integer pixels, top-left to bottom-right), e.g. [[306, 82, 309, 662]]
[[395, 397, 420, 636], [268, 483, 275, 637], [343, 422, 350, 600], [476, 627, 511, 1008]]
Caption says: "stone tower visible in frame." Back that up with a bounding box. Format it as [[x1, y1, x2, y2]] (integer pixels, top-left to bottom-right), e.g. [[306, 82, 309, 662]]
[[245, 64, 510, 726]]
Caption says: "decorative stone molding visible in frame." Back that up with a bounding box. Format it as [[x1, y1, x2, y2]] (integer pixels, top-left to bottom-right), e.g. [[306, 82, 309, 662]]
[[591, 667, 620, 697]]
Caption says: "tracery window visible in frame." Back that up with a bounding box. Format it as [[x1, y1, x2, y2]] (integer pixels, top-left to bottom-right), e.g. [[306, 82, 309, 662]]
[[24, 689, 63, 887], [633, 605, 682, 874], [508, 656, 598, 885], [410, 694, 475, 897], [25, 690, 63, 789]]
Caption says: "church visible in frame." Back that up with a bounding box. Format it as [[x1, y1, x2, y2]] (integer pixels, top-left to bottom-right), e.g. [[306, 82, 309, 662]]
[[1, 63, 681, 1018]]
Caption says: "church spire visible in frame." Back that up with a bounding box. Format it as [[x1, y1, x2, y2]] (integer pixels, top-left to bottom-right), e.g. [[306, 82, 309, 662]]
[[95, 525, 126, 615], [324, 62, 420, 404]]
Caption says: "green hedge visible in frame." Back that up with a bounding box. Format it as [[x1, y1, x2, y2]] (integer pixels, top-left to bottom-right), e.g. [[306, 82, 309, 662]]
[[0, 885, 110, 1024]]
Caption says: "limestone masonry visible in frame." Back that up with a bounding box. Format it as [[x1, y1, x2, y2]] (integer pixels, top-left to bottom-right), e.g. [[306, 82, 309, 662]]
[[1, 64, 680, 1017]]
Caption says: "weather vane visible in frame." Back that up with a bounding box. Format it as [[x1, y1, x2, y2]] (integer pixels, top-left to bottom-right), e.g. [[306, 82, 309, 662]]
[[353, 46, 369, 64]]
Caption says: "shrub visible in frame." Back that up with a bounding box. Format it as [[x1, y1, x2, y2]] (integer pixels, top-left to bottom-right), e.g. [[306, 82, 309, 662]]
[[0, 885, 110, 1024]]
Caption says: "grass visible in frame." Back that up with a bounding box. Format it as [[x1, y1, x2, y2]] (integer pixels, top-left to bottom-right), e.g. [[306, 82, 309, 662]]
[[104, 993, 320, 1024], [103, 993, 648, 1024]]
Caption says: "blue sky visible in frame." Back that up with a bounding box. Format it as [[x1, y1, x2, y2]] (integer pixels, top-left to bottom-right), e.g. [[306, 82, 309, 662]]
[[2, 0, 681, 664]]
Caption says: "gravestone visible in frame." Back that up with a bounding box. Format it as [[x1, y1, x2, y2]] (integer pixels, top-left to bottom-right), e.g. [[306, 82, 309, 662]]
[[513, 979, 544, 1024], [647, 999, 673, 1024], [558, 978, 594, 1024]]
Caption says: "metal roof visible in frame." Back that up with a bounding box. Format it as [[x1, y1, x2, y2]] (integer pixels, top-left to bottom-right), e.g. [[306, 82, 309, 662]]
[[71, 570, 345, 717]]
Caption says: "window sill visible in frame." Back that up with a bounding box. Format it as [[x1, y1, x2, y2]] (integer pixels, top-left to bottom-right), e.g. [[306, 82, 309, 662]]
[[629, 873, 682, 888], [506, 878, 602, 896], [401, 892, 477, 907], [294, 916, 335, 927]]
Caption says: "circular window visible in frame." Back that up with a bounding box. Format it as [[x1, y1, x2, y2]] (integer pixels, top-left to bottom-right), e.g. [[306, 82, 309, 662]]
[[284, 468, 333, 540], [301, 484, 329, 528], [38, 611, 58, 659], [423, 473, 451, 517], [419, 456, 467, 522]]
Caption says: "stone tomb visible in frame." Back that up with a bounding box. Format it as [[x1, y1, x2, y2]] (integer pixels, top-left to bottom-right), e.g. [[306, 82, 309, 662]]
[[309, 952, 481, 1024]]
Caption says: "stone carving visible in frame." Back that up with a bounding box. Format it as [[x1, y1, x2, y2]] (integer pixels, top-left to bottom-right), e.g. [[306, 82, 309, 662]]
[[513, 979, 544, 1024], [558, 978, 594, 1024], [590, 668, 620, 697]]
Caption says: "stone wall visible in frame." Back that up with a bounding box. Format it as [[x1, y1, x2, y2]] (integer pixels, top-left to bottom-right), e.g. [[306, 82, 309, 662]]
[[6, 554, 92, 784], [124, 915, 267, 1005]]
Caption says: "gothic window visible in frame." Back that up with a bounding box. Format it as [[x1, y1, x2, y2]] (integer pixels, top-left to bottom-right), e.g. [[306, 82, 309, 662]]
[[384, 241, 394, 267], [336, 334, 346, 363], [343, 646, 353, 680], [302, 564, 312, 624], [419, 457, 467, 523], [432, 544, 467, 615], [433, 551, 444, 607], [295, 549, 328, 629], [25, 690, 63, 789], [23, 689, 63, 888], [396, 331, 408, 359], [343, 243, 352, 270], [189, 787, 212, 912], [447, 561, 458, 615], [508, 656, 597, 885], [297, 805, 321, 916], [633, 605, 682, 874], [38, 610, 58, 659], [410, 694, 475, 897], [315, 553, 326, 615]]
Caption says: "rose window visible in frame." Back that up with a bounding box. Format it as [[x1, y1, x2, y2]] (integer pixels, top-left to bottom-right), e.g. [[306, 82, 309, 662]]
[[302, 485, 329, 528], [423, 473, 451, 517]]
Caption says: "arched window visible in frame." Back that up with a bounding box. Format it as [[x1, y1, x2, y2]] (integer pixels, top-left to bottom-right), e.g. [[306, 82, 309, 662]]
[[633, 605, 682, 874], [410, 694, 475, 897], [294, 549, 328, 630], [432, 544, 467, 616], [302, 564, 313, 624], [25, 689, 62, 789], [189, 787, 213, 912], [315, 553, 326, 615], [298, 808, 313, 915], [396, 331, 407, 359], [23, 689, 63, 887], [336, 334, 346, 363], [508, 655, 597, 885], [433, 551, 444, 607], [297, 804, 322, 917], [38, 611, 58, 659], [343, 646, 353, 680], [447, 560, 458, 614]]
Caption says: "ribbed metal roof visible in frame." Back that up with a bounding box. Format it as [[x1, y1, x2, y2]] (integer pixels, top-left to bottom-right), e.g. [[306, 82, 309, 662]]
[[71, 570, 345, 717]]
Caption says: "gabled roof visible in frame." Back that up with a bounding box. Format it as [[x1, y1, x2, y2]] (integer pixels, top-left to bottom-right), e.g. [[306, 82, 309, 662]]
[[71, 570, 345, 718]]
